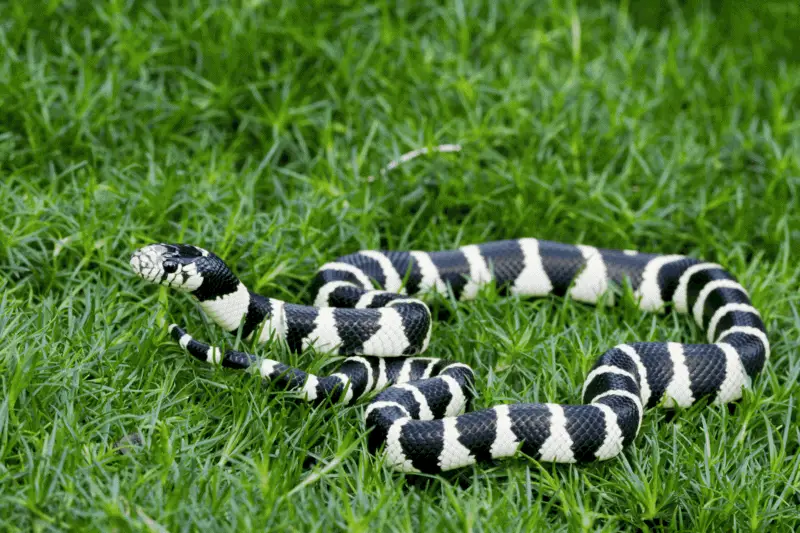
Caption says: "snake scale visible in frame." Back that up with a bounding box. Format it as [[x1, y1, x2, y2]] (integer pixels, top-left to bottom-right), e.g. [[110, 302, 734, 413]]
[[130, 239, 768, 474]]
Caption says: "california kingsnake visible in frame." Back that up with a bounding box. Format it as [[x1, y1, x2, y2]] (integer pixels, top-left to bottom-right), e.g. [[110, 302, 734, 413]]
[[130, 239, 769, 474]]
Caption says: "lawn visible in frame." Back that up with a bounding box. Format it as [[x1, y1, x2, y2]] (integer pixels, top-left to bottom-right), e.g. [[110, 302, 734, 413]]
[[1, 0, 799, 531]]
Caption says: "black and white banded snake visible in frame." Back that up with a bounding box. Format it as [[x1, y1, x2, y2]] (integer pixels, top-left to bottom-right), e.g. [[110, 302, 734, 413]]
[[130, 238, 768, 474]]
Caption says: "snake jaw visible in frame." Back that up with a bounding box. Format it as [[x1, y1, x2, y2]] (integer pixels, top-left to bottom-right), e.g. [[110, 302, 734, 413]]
[[130, 243, 208, 292]]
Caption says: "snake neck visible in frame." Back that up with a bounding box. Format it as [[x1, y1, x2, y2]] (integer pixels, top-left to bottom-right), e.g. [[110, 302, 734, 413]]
[[190, 255, 259, 335]]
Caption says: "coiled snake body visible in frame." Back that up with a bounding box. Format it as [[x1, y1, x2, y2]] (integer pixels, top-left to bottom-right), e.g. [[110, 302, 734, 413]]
[[130, 239, 768, 474]]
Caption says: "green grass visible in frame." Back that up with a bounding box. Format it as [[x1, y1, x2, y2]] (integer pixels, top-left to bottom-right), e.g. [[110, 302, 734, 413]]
[[1, 0, 799, 530]]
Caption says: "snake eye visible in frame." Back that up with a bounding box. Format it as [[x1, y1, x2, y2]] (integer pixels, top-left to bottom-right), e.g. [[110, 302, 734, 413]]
[[163, 260, 178, 274]]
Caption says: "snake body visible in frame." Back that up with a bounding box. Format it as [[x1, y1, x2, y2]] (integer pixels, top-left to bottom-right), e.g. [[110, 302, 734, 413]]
[[130, 239, 768, 474]]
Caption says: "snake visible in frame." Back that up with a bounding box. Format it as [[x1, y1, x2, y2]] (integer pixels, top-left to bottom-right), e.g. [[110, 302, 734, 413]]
[[130, 239, 768, 474]]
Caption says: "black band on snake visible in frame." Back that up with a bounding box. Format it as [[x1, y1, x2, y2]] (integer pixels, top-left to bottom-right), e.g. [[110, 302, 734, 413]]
[[130, 239, 768, 474]]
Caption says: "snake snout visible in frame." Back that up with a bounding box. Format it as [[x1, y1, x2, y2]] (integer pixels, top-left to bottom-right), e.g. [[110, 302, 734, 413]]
[[129, 245, 164, 283]]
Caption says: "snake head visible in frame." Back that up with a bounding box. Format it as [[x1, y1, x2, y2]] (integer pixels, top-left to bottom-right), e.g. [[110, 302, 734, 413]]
[[130, 243, 212, 293]]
